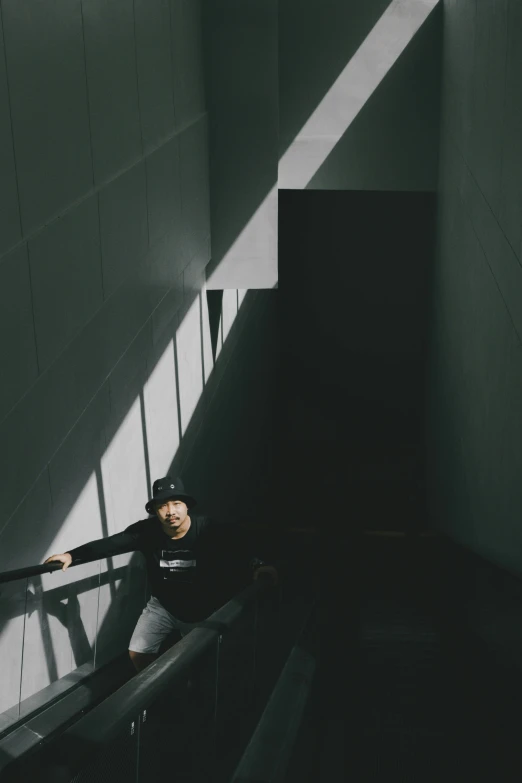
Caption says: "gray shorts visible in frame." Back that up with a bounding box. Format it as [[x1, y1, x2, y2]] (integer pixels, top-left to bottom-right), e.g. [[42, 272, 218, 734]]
[[128, 596, 194, 654]]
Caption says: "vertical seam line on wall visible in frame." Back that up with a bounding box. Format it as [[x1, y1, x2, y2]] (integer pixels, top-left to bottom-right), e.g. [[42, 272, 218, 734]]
[[25, 243, 41, 374], [0, 1, 23, 241], [170, 1, 187, 273], [2, 348, 137, 534], [173, 311, 184, 444], [95, 462, 116, 600], [18, 576, 30, 712], [168, 0, 178, 128], [198, 291, 206, 392], [45, 463, 55, 507], [459, 180, 522, 349], [79, 0, 106, 301], [177, 135, 187, 274], [0, 1, 42, 381], [79, 0, 96, 193], [497, 0, 510, 220], [454, 136, 522, 269], [92, 559, 102, 670], [139, 390, 152, 500], [132, 0, 150, 251]]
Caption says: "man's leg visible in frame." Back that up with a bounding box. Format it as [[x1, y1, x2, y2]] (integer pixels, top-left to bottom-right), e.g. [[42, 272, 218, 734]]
[[129, 650, 158, 672], [128, 597, 181, 673]]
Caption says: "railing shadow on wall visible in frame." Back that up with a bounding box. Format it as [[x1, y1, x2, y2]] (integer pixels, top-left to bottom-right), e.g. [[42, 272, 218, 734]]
[[0, 284, 270, 721], [0, 0, 439, 578]]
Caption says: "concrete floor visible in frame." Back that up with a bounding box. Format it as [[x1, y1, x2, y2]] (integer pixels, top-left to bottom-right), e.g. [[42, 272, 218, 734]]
[[303, 533, 522, 783]]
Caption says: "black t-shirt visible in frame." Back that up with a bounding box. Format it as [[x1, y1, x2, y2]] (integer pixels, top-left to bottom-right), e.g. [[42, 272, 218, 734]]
[[68, 515, 274, 621]]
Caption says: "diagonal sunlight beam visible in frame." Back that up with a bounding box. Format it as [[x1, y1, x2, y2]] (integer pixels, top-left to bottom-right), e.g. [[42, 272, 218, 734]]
[[206, 186, 278, 290], [278, 0, 440, 189]]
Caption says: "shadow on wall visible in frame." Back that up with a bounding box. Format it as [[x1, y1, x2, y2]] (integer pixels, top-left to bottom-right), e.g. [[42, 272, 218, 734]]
[[204, 0, 442, 289], [278, 0, 393, 156], [0, 0, 440, 715], [279, 0, 441, 190], [202, 0, 278, 287], [305, 4, 442, 191], [0, 286, 277, 715]]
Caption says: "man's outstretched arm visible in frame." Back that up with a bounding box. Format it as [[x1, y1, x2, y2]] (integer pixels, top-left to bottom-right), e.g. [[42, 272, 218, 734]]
[[44, 527, 142, 572]]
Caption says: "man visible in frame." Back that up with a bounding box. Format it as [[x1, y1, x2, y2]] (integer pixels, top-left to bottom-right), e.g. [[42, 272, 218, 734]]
[[45, 477, 278, 672]]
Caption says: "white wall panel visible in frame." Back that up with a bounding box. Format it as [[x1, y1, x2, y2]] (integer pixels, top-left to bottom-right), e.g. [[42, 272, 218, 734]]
[[2, 0, 92, 232], [171, 0, 205, 128], [28, 196, 103, 371], [135, 0, 175, 151], [179, 117, 210, 263], [99, 163, 148, 298], [144, 339, 181, 481], [431, 0, 522, 574], [176, 295, 204, 434], [0, 9, 21, 254], [82, 0, 142, 183], [498, 0, 522, 256], [101, 398, 149, 534], [0, 245, 38, 422], [204, 0, 278, 289], [146, 137, 182, 250]]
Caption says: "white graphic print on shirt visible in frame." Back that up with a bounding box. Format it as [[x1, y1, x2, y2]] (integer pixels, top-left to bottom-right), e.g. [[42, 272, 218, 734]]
[[159, 549, 197, 582]]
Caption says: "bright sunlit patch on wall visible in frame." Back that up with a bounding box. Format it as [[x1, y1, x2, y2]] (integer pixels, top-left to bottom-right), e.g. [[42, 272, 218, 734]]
[[278, 0, 440, 188], [0, 286, 247, 715], [206, 187, 278, 290], [176, 295, 205, 435], [144, 339, 181, 481], [46, 473, 105, 557], [200, 291, 214, 384], [101, 397, 149, 535], [222, 289, 240, 343]]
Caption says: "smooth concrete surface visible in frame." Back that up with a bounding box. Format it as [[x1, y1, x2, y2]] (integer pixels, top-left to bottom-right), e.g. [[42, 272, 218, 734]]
[[203, 0, 278, 289], [204, 0, 442, 288], [1, 0, 93, 235], [277, 190, 435, 526], [427, 0, 522, 574], [0, 0, 277, 719], [82, 0, 143, 186], [0, 10, 21, 252], [279, 0, 442, 190], [0, 245, 39, 419]]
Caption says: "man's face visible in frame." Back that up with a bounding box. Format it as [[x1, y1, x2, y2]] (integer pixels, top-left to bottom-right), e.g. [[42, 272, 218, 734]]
[[155, 498, 189, 532]]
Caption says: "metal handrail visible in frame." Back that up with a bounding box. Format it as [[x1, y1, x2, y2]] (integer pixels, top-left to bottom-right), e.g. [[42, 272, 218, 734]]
[[0, 524, 308, 586], [2, 575, 273, 781], [0, 561, 65, 585]]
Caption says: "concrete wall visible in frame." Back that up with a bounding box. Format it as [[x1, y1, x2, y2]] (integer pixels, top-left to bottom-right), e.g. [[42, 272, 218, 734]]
[[0, 0, 276, 718], [277, 190, 435, 528], [427, 0, 522, 573], [203, 0, 278, 290], [274, 0, 443, 528], [203, 0, 442, 289], [279, 0, 442, 190]]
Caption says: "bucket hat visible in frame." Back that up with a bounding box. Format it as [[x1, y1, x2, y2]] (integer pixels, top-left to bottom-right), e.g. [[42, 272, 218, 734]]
[[145, 476, 196, 515]]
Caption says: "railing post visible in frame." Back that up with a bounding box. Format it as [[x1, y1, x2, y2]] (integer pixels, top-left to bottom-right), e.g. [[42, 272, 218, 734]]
[[251, 596, 259, 710], [209, 633, 223, 780]]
